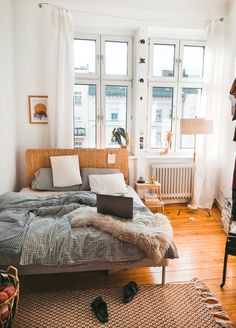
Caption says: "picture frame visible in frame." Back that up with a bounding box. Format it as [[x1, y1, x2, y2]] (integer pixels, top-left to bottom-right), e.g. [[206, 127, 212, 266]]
[[28, 95, 48, 124]]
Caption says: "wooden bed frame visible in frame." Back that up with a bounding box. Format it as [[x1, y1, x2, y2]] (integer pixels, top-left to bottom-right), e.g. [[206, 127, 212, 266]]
[[25, 148, 129, 186], [18, 148, 168, 284]]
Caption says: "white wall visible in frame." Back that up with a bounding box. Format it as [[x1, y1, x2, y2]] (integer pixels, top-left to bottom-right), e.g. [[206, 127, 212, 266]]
[[217, 1, 236, 202], [14, 0, 50, 189], [0, 0, 17, 194], [11, 0, 234, 194]]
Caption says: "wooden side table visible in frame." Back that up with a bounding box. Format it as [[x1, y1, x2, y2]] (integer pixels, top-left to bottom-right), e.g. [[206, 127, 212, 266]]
[[135, 182, 164, 213]]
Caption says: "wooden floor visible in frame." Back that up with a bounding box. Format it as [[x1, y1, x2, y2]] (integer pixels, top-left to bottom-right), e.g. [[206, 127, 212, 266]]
[[20, 204, 236, 324]]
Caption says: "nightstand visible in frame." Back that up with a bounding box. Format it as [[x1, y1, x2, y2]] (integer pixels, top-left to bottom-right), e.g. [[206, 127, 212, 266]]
[[135, 182, 164, 213]]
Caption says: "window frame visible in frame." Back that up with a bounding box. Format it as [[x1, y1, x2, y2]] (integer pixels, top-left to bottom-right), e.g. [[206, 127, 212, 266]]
[[147, 82, 177, 153], [101, 35, 132, 80], [74, 33, 100, 80], [101, 80, 131, 149], [73, 33, 132, 149], [179, 40, 206, 82], [149, 39, 179, 82], [147, 38, 206, 155], [73, 80, 101, 149], [175, 82, 204, 153]]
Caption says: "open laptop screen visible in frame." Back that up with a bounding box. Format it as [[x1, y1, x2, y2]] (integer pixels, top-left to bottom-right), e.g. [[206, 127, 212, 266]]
[[96, 194, 133, 219]]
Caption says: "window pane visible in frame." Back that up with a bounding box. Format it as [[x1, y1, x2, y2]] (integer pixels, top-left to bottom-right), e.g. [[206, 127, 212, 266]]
[[74, 39, 96, 74], [74, 84, 96, 148], [182, 45, 204, 79], [105, 85, 127, 147], [180, 88, 202, 148], [151, 87, 173, 149], [105, 41, 128, 75], [153, 44, 176, 77]]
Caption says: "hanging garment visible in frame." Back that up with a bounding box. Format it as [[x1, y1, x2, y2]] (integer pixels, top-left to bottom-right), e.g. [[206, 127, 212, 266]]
[[232, 157, 236, 221], [230, 78, 236, 120]]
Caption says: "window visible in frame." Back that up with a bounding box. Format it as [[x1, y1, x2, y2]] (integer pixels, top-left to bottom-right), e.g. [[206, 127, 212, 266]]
[[74, 34, 132, 148], [179, 87, 202, 149], [74, 84, 97, 148], [105, 85, 127, 147], [111, 112, 118, 121], [74, 91, 82, 105], [74, 37, 99, 77], [152, 42, 177, 79], [149, 86, 174, 149], [180, 43, 205, 80], [148, 39, 205, 152], [155, 109, 162, 122], [104, 41, 128, 75]]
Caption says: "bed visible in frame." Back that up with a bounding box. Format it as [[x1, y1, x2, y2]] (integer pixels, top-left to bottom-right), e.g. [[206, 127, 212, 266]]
[[0, 148, 178, 284]]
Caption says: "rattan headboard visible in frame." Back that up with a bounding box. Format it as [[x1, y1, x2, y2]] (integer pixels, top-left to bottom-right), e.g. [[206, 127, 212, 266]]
[[25, 148, 129, 186]]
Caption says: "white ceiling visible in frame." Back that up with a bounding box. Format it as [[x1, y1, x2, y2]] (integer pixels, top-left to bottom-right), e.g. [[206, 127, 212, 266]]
[[56, 0, 231, 19], [50, 0, 232, 29]]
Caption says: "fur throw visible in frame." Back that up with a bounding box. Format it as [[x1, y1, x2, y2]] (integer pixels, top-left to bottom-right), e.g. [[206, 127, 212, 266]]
[[69, 207, 173, 263]]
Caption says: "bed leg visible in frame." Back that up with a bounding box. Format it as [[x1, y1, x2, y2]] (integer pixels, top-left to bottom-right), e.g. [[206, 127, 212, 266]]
[[161, 266, 166, 285]]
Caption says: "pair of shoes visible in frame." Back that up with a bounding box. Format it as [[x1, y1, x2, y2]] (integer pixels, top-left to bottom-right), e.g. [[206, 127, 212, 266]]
[[90, 281, 139, 324]]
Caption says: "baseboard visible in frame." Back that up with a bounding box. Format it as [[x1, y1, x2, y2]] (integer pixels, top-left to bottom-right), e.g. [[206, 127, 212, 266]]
[[163, 199, 189, 204], [214, 197, 223, 212]]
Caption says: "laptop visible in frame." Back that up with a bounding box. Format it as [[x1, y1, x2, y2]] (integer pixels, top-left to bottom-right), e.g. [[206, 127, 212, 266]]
[[97, 194, 133, 219]]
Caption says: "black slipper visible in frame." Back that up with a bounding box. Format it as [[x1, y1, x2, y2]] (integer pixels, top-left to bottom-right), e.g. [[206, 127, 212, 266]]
[[90, 296, 108, 323], [122, 281, 139, 303]]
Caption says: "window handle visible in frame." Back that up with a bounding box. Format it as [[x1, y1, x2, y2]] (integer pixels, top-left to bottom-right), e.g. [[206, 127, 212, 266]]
[[101, 55, 104, 65], [175, 58, 182, 64], [97, 54, 100, 64], [100, 114, 104, 123], [96, 114, 100, 124]]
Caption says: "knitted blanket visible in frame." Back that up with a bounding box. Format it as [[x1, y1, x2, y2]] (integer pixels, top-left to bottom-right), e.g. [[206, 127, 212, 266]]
[[69, 207, 177, 263]]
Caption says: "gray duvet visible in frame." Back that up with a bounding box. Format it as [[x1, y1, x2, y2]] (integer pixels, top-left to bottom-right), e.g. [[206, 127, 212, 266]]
[[0, 191, 178, 266]]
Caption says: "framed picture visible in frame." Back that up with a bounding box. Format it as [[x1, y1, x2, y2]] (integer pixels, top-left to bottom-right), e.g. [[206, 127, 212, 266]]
[[28, 95, 48, 124]]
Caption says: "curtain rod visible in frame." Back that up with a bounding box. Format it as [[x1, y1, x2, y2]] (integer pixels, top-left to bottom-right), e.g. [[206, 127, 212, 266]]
[[38, 3, 224, 24], [38, 2, 69, 11]]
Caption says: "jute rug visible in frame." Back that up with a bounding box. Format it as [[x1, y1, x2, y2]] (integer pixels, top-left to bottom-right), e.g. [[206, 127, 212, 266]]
[[14, 279, 235, 328]]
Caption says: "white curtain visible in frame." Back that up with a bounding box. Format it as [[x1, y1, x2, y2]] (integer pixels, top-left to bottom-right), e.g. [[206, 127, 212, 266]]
[[48, 6, 74, 148], [193, 20, 226, 209], [0, 0, 16, 193]]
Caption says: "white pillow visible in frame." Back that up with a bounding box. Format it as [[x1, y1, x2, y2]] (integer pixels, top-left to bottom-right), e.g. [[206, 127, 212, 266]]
[[50, 155, 82, 187], [89, 173, 128, 194]]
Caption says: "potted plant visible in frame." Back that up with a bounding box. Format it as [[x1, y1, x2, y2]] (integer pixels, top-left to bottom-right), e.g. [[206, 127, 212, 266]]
[[112, 127, 129, 148]]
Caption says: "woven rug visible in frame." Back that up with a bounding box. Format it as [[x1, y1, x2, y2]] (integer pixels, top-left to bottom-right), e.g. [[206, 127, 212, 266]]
[[14, 279, 235, 328]]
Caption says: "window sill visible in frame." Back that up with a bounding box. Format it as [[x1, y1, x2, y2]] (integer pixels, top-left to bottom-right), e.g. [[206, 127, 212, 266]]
[[129, 152, 193, 160], [144, 153, 193, 160]]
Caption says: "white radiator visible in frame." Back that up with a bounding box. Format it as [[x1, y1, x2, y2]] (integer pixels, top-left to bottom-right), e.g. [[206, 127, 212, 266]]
[[152, 163, 193, 201]]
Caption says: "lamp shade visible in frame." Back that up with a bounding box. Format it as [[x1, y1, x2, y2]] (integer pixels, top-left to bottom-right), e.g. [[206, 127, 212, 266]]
[[180, 118, 213, 135]]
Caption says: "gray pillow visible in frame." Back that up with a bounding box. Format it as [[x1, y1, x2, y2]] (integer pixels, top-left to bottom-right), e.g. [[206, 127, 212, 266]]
[[80, 168, 121, 191], [31, 168, 81, 191]]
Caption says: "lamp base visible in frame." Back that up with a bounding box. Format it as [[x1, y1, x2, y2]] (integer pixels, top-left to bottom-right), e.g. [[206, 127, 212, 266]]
[[187, 203, 199, 210]]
